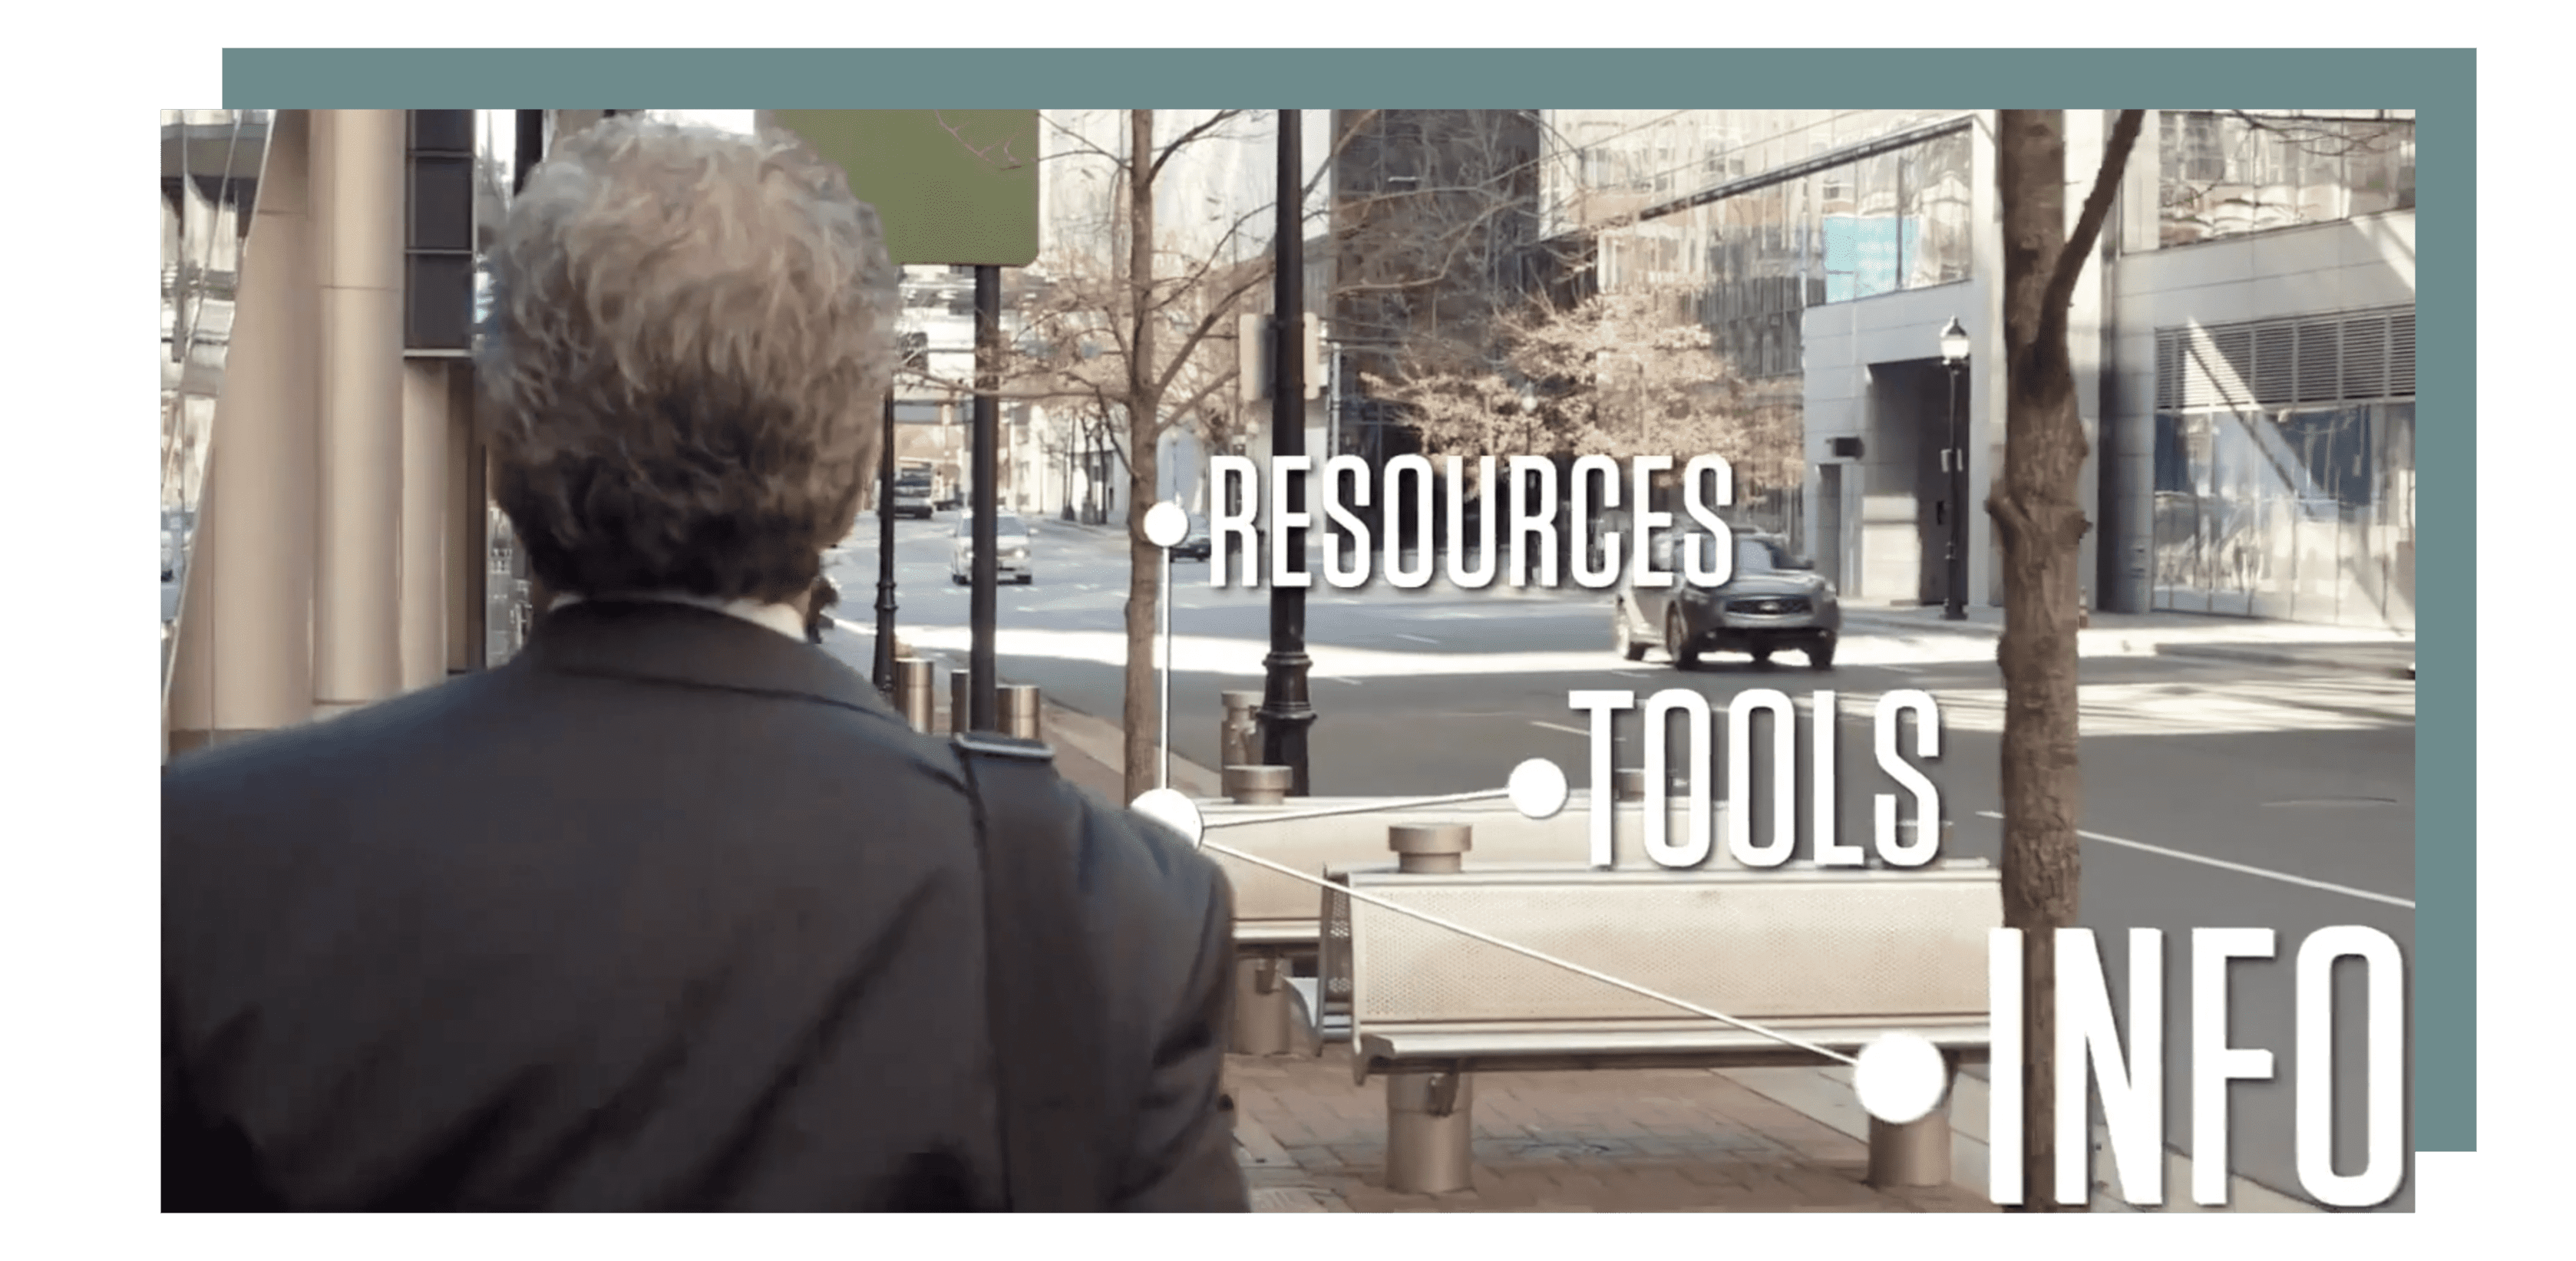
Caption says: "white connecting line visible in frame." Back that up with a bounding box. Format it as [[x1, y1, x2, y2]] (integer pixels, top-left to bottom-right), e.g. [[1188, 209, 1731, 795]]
[[1200, 789, 1515, 830], [1194, 829, 1861, 1068], [1970, 810, 2414, 909]]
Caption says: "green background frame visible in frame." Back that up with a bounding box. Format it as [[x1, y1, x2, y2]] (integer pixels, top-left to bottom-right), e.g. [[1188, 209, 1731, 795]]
[[768, 110, 1038, 266]]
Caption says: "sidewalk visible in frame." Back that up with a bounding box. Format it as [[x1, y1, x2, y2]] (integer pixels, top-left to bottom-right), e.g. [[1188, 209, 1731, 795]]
[[1838, 602, 2415, 678], [1228, 1044, 1990, 1212]]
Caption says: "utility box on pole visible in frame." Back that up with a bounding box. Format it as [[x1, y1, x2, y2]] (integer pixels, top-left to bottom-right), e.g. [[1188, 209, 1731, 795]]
[[1240, 312, 1322, 406]]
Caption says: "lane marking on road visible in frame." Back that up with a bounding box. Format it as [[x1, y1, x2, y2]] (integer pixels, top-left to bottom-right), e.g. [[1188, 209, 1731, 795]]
[[1395, 633, 1439, 645], [1972, 810, 2413, 909], [1531, 721, 1593, 738]]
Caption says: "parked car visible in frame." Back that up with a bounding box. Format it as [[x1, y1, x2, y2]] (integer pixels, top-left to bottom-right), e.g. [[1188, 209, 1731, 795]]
[[1173, 513, 1211, 561], [1611, 530, 1840, 670], [950, 510, 1034, 585]]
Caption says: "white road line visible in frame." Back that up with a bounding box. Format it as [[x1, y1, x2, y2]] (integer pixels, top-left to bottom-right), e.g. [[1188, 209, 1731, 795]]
[[1971, 810, 2413, 909], [1531, 721, 1593, 738], [1395, 633, 1438, 645]]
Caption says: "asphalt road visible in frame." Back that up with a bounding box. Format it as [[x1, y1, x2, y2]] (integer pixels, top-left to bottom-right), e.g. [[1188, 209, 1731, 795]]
[[824, 513, 2419, 1213]]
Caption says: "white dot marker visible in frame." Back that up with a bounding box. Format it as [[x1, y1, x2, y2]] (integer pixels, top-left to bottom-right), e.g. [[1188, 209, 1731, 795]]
[[1128, 787, 1205, 850], [1852, 1032, 1949, 1124], [1142, 500, 1190, 550], [1507, 758, 1570, 820]]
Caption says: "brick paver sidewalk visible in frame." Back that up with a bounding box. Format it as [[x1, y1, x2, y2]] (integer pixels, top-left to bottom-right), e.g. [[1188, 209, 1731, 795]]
[[1226, 1045, 1994, 1213]]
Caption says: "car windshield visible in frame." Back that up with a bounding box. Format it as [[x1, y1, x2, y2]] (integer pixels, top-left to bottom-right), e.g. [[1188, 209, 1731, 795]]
[[963, 514, 1029, 536], [1663, 532, 1790, 576]]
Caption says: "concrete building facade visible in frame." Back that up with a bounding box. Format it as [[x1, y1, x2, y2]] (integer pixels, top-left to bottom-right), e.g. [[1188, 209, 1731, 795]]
[[163, 110, 643, 758]]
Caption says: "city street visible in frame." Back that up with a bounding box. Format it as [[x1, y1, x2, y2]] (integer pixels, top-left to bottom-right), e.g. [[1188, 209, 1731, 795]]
[[821, 511, 2417, 1212]]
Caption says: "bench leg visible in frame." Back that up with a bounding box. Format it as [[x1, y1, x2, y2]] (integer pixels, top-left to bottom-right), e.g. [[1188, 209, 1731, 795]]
[[1866, 1056, 1956, 1189], [1385, 1070, 1475, 1194], [1230, 954, 1296, 1057]]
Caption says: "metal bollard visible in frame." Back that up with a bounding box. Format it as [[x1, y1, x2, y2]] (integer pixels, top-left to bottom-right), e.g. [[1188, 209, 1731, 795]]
[[895, 659, 936, 733], [998, 684, 1042, 742], [1230, 955, 1295, 1057], [1382, 822, 1477, 1191], [1389, 823, 1471, 874], [1866, 1113, 1953, 1188], [1385, 1070, 1475, 1194], [1220, 691, 1262, 771], [1223, 765, 1293, 806], [1866, 1053, 1957, 1187]]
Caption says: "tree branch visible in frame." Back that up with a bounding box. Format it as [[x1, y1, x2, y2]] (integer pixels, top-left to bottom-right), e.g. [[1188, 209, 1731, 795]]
[[1151, 263, 1273, 400], [1148, 109, 1247, 187], [2038, 110, 2146, 353]]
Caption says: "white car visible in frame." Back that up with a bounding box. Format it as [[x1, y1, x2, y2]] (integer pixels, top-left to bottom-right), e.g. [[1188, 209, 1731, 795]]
[[951, 511, 1033, 585]]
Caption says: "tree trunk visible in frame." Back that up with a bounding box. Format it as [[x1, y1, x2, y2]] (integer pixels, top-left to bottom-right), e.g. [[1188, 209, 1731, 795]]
[[1991, 107, 2143, 1212], [1121, 109, 1164, 803]]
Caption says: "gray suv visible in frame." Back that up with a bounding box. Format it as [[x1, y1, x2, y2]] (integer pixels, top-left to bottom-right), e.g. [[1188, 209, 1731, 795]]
[[1612, 530, 1840, 670]]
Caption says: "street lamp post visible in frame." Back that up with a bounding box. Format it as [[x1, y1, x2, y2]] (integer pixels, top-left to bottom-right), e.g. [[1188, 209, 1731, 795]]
[[1260, 108, 1316, 795], [871, 386, 898, 695], [968, 265, 1001, 731], [873, 334, 925, 696], [1938, 316, 1970, 622]]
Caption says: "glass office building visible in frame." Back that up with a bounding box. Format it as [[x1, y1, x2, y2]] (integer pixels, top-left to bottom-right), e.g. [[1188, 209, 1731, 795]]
[[1536, 109, 2415, 629]]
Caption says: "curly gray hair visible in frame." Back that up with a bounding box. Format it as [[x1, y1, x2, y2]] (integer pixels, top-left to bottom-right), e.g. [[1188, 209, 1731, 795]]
[[477, 115, 900, 606]]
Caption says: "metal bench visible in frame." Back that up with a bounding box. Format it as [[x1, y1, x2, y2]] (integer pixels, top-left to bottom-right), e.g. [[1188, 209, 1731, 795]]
[[1202, 789, 1737, 1054], [1319, 849, 2000, 1194]]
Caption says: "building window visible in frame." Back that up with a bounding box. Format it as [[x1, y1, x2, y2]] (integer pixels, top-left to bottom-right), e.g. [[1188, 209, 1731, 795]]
[[2158, 111, 2413, 248], [2149, 307, 2416, 626]]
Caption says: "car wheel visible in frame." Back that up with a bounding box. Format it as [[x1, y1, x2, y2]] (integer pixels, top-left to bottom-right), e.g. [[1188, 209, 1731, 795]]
[[1614, 598, 1648, 662], [1808, 642, 1835, 671], [1665, 608, 1699, 671]]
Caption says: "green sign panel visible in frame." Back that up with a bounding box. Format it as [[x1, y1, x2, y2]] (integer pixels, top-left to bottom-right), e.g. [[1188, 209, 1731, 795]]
[[767, 109, 1039, 266]]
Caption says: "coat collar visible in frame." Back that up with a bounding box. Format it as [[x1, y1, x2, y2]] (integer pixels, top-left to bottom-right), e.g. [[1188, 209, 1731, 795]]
[[516, 599, 893, 719]]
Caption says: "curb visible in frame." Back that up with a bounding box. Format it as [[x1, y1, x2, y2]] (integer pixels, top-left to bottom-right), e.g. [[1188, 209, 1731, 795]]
[[2153, 642, 2416, 678], [1838, 611, 2002, 640]]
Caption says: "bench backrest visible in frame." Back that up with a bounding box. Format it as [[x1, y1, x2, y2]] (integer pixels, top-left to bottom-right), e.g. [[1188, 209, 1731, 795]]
[[1323, 863, 1998, 1032], [1202, 794, 1739, 936]]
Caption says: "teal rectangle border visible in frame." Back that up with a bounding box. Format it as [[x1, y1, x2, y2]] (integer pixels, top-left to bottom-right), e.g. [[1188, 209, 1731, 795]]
[[222, 48, 2475, 1153]]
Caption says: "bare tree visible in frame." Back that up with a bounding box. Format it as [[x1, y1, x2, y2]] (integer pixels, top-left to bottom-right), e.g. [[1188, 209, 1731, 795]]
[[1992, 107, 2146, 1213], [1365, 280, 1800, 493], [963, 111, 1280, 801], [920, 109, 1547, 797]]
